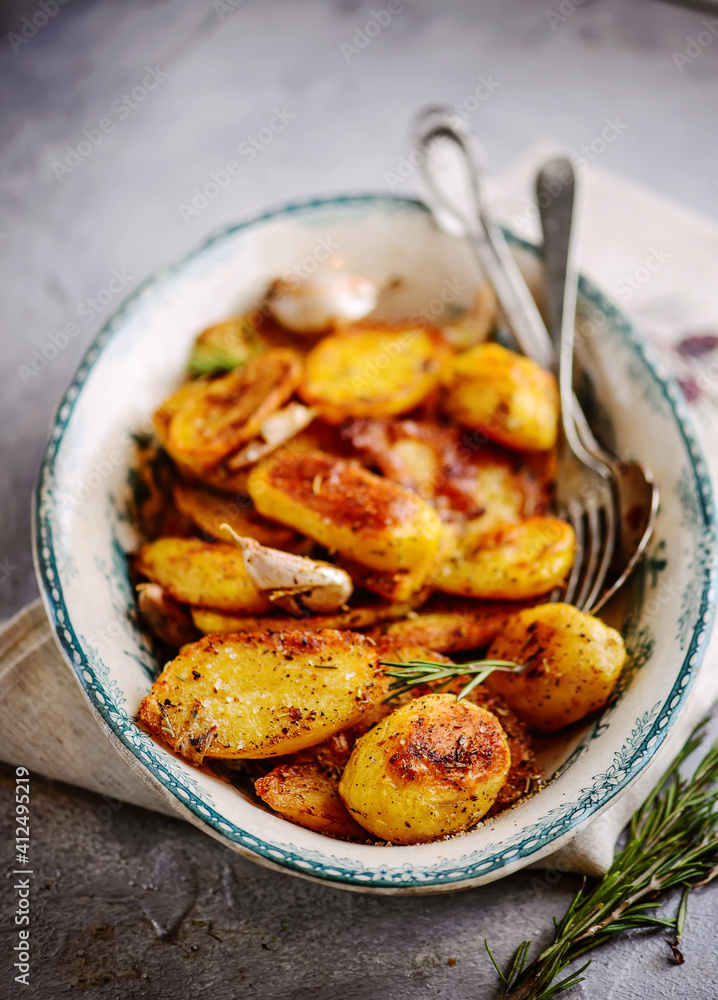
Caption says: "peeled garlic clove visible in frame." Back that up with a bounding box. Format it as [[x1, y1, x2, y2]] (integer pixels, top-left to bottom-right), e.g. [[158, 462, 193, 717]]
[[266, 273, 379, 334], [226, 403, 316, 471], [220, 526, 353, 613]]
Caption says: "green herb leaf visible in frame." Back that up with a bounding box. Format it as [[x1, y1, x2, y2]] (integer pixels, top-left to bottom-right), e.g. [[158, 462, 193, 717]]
[[379, 658, 523, 703]]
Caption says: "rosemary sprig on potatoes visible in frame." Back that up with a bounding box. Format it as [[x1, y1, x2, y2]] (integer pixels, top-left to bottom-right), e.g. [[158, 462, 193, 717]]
[[380, 658, 524, 702], [487, 722, 718, 999]]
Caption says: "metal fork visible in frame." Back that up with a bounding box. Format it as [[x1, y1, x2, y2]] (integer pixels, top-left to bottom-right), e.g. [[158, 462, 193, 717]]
[[536, 160, 617, 610], [413, 108, 617, 610]]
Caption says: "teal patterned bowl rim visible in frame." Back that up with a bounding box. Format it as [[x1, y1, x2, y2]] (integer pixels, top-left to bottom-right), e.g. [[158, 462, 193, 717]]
[[34, 194, 718, 890]]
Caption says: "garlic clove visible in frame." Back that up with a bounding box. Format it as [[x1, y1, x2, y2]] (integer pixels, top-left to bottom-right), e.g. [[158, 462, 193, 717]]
[[220, 525, 353, 614], [226, 402, 316, 471], [266, 273, 379, 334]]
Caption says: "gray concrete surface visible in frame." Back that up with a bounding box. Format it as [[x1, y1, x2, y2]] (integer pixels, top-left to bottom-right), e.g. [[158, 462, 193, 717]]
[[1, 0, 718, 996]]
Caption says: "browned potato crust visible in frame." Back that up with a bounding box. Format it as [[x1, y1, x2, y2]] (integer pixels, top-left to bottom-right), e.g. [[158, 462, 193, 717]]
[[166, 348, 303, 473], [139, 629, 387, 763], [339, 694, 512, 843], [191, 599, 418, 636], [248, 447, 443, 596], [172, 480, 301, 550], [299, 322, 447, 422], [486, 603, 627, 733], [365, 597, 525, 652], [136, 538, 270, 613], [255, 763, 368, 840]]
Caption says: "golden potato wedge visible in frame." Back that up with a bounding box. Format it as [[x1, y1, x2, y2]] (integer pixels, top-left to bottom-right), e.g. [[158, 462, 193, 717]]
[[153, 379, 210, 449], [338, 694, 511, 844], [136, 538, 270, 613], [486, 603, 627, 733], [441, 342, 559, 452], [255, 763, 369, 840], [248, 448, 443, 595], [191, 599, 418, 636], [365, 596, 526, 653], [431, 516, 575, 600], [136, 583, 200, 648], [188, 317, 264, 377], [138, 629, 387, 762], [166, 348, 303, 473], [172, 480, 301, 550], [299, 323, 446, 423]]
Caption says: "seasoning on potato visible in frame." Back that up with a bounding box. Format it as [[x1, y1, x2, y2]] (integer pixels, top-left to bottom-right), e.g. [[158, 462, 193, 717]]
[[255, 762, 369, 840], [248, 447, 443, 598], [441, 341, 559, 452], [485, 603, 627, 733], [339, 694, 512, 844], [431, 515, 575, 600], [139, 629, 388, 764], [299, 322, 446, 422]]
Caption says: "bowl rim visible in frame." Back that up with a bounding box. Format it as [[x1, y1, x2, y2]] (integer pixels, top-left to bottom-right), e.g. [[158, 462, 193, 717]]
[[33, 193, 718, 891]]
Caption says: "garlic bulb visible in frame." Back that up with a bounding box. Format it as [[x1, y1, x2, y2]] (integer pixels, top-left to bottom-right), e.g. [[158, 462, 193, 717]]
[[220, 525, 353, 614], [266, 273, 378, 334]]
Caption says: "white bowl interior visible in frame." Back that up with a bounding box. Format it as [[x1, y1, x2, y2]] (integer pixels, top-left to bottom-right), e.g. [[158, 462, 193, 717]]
[[36, 197, 716, 891]]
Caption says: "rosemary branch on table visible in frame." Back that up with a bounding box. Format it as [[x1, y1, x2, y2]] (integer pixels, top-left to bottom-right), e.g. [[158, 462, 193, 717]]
[[379, 658, 523, 703], [486, 722, 718, 1000]]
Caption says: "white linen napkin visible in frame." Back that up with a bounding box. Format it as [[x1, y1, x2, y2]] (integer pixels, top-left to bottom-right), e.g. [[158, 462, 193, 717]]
[[3, 144, 718, 875]]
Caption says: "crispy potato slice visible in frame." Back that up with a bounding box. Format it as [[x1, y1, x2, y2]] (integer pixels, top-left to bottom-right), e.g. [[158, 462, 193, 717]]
[[153, 379, 209, 449], [166, 348, 303, 473], [338, 694, 511, 844], [172, 480, 301, 550], [191, 599, 418, 635], [138, 629, 387, 762], [441, 342, 559, 452], [486, 603, 626, 733], [136, 538, 270, 613], [248, 448, 443, 594], [431, 516, 575, 600], [365, 596, 526, 653], [255, 763, 368, 839], [299, 323, 447, 423], [136, 583, 200, 648]]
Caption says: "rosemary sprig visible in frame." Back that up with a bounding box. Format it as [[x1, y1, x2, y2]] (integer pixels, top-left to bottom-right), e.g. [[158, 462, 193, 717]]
[[379, 658, 523, 702], [187, 343, 246, 377], [487, 722, 718, 999]]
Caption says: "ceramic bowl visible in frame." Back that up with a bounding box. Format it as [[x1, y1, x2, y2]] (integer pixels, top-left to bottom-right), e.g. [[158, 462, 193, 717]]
[[34, 195, 717, 893]]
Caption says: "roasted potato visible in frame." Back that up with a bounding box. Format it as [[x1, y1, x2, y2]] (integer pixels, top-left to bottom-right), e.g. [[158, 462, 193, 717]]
[[486, 603, 627, 733], [172, 480, 302, 550], [441, 342, 559, 452], [153, 379, 209, 450], [431, 516, 575, 600], [365, 596, 524, 653], [248, 448, 443, 597], [188, 317, 264, 376], [299, 323, 446, 422], [138, 629, 387, 762], [136, 538, 270, 613], [166, 348, 303, 473], [338, 694, 511, 844], [255, 762, 368, 839], [191, 599, 418, 636]]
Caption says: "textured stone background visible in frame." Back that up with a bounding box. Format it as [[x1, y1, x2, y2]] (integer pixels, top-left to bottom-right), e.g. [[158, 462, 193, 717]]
[[2, 0, 718, 996]]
